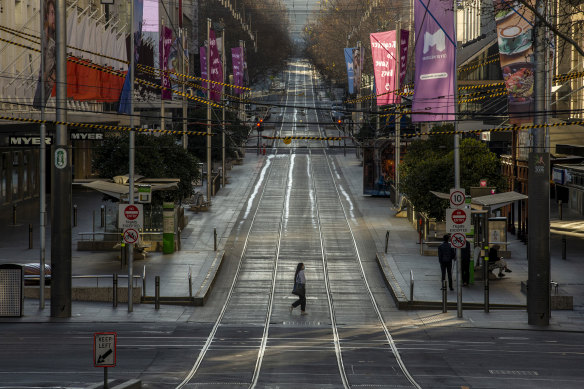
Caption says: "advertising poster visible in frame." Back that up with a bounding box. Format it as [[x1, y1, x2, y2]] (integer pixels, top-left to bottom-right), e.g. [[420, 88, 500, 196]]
[[344, 48, 355, 94], [493, 0, 535, 124], [232, 47, 244, 94], [412, 0, 455, 122], [159, 26, 173, 100], [33, 0, 56, 109], [370, 30, 409, 106]]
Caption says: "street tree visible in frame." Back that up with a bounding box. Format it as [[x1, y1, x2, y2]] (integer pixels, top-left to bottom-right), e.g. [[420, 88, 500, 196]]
[[400, 127, 506, 219], [92, 133, 200, 202]]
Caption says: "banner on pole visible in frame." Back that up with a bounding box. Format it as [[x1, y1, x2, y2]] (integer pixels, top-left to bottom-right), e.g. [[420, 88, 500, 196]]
[[370, 30, 409, 106], [232, 47, 244, 94], [493, 0, 535, 124], [412, 0, 455, 122], [159, 26, 173, 100], [344, 48, 355, 95]]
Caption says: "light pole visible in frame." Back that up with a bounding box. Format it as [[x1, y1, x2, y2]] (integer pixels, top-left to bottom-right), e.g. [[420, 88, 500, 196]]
[[206, 18, 212, 204]]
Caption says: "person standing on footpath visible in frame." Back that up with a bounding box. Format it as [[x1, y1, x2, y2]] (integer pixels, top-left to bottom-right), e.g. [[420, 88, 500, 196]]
[[461, 240, 471, 286], [438, 234, 456, 291], [290, 262, 308, 315]]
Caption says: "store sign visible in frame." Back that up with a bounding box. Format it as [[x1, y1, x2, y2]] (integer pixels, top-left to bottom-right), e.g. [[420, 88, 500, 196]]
[[10, 133, 103, 146]]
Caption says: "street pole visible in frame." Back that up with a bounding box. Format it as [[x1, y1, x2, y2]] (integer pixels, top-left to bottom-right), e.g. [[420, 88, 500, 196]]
[[222, 28, 226, 188], [453, 0, 462, 318], [182, 28, 188, 149], [395, 21, 401, 207], [206, 18, 212, 204], [160, 18, 165, 133], [527, 0, 550, 326], [51, 0, 71, 318], [128, 0, 136, 313], [39, 2, 46, 309], [356, 41, 362, 128]]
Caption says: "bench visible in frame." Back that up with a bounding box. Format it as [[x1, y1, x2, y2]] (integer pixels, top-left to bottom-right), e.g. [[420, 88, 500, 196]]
[[188, 193, 211, 213]]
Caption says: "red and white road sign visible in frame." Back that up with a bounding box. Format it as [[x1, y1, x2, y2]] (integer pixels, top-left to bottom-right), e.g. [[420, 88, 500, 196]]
[[451, 209, 467, 224], [446, 208, 471, 234], [123, 228, 139, 244], [124, 205, 140, 220], [450, 233, 466, 249], [119, 204, 143, 230], [449, 189, 465, 208]]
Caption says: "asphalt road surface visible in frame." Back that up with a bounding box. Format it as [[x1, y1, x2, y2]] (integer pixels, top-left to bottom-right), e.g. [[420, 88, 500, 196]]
[[2, 60, 584, 389]]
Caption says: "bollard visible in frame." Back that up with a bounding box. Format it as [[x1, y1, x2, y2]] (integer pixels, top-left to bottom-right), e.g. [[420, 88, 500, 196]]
[[113, 274, 118, 308], [409, 270, 414, 302], [73, 204, 78, 227], [562, 236, 567, 260], [214, 228, 217, 251], [385, 230, 390, 253], [142, 266, 147, 299], [484, 245, 490, 313], [442, 280, 447, 313], [155, 276, 160, 310], [28, 224, 33, 249], [100, 205, 105, 228], [12, 204, 16, 225], [188, 267, 193, 298]]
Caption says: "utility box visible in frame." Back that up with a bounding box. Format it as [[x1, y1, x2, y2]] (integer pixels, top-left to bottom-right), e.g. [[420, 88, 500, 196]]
[[0, 264, 24, 317]]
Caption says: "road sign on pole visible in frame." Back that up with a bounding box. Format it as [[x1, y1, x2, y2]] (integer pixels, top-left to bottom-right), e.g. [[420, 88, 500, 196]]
[[94, 332, 117, 367], [449, 188, 466, 208], [450, 233, 466, 249], [446, 208, 471, 234], [118, 204, 143, 230], [123, 228, 139, 244]]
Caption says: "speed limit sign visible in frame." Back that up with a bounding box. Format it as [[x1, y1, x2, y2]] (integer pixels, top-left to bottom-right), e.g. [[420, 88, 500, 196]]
[[449, 189, 465, 208]]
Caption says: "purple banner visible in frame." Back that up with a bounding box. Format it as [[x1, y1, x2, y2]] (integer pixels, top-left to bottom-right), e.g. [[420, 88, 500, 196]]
[[209, 29, 223, 102], [231, 47, 244, 94], [412, 0, 455, 122], [159, 26, 172, 100], [370, 30, 409, 106]]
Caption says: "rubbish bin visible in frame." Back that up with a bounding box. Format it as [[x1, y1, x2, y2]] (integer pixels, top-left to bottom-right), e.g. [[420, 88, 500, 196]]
[[0, 264, 24, 317]]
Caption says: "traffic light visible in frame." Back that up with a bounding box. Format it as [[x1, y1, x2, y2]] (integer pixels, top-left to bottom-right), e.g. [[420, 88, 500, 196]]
[[256, 121, 262, 131], [337, 119, 342, 125]]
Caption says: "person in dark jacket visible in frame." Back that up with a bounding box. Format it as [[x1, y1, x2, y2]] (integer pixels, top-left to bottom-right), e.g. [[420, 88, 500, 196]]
[[438, 234, 456, 290], [290, 262, 307, 315], [461, 241, 471, 286]]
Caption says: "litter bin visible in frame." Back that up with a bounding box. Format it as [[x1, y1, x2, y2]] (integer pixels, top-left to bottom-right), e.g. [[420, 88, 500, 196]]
[[0, 264, 24, 317]]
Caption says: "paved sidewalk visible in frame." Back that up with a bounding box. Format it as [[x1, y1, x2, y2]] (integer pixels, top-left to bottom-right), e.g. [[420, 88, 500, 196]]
[[334, 151, 584, 331], [0, 151, 266, 322]]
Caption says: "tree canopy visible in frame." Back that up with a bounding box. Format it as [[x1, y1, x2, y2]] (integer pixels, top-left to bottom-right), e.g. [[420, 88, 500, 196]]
[[400, 128, 506, 219], [92, 133, 200, 203]]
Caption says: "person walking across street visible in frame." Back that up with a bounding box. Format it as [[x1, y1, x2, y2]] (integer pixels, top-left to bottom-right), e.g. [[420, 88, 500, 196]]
[[438, 234, 456, 291], [290, 262, 308, 315], [461, 241, 471, 286]]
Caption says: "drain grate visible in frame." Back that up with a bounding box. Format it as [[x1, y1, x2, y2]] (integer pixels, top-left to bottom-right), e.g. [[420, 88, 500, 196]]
[[489, 370, 539, 376]]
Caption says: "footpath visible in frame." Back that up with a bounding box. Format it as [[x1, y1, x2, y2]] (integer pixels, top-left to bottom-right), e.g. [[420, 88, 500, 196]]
[[335, 152, 584, 332], [1, 148, 583, 332]]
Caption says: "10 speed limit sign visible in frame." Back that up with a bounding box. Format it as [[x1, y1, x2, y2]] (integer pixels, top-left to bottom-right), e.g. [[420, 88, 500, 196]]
[[449, 189, 466, 208]]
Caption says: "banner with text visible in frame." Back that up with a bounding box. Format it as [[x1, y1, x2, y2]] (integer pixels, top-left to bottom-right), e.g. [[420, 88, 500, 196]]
[[370, 30, 409, 106], [232, 47, 244, 94], [344, 48, 355, 95], [493, 0, 535, 124], [209, 29, 223, 102], [159, 26, 173, 100], [412, 0, 455, 122]]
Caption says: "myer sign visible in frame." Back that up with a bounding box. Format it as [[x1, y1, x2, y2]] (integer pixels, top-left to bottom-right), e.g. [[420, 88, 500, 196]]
[[9, 133, 104, 145]]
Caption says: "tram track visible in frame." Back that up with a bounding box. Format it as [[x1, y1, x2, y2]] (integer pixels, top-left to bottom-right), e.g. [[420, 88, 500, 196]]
[[176, 59, 420, 388]]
